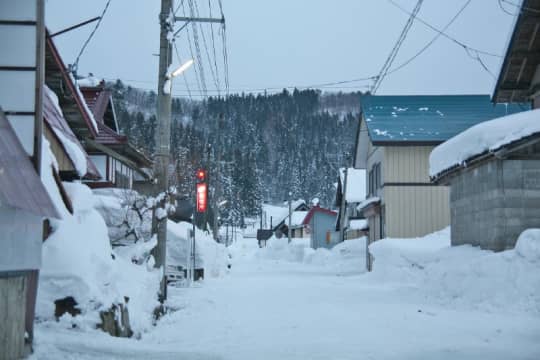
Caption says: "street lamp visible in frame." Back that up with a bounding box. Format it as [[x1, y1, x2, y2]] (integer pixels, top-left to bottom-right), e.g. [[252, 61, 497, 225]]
[[163, 59, 194, 94], [171, 59, 194, 78]]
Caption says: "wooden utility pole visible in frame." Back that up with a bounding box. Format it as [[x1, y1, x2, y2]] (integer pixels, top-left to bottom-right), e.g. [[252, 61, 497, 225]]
[[288, 192, 292, 243], [152, 0, 173, 301], [152, 1, 224, 295]]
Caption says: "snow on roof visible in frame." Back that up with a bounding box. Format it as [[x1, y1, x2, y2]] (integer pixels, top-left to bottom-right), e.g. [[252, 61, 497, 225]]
[[340, 168, 366, 203], [262, 200, 307, 229], [77, 75, 102, 88], [286, 211, 308, 227], [430, 109, 540, 178], [356, 197, 380, 212], [362, 95, 528, 144], [44, 85, 90, 177], [349, 219, 368, 230]]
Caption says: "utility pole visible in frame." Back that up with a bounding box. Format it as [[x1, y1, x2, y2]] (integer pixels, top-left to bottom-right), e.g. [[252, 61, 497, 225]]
[[152, 1, 224, 293], [212, 113, 225, 242], [339, 167, 349, 242], [288, 192, 292, 243], [152, 0, 174, 302]]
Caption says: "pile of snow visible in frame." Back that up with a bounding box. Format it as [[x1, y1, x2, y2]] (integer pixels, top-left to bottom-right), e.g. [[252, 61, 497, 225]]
[[37, 143, 160, 334], [304, 237, 367, 273], [368, 227, 540, 313], [250, 236, 367, 274], [256, 237, 310, 263], [167, 220, 228, 278], [430, 108, 540, 177]]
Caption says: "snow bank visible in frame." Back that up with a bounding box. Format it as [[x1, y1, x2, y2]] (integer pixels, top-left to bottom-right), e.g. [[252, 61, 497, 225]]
[[167, 220, 228, 278], [304, 237, 367, 273], [38, 145, 160, 334], [430, 108, 540, 177], [251, 236, 367, 274], [515, 229, 540, 262], [368, 228, 540, 314]]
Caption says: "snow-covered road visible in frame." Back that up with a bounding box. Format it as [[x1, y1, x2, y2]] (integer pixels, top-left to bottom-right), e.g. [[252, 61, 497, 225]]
[[33, 244, 540, 360]]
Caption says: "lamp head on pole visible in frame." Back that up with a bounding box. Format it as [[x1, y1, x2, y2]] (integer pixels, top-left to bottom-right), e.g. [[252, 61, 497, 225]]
[[171, 59, 194, 78]]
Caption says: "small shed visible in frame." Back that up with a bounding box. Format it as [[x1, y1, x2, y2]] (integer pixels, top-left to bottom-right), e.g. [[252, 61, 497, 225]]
[[303, 206, 338, 249], [430, 109, 540, 251]]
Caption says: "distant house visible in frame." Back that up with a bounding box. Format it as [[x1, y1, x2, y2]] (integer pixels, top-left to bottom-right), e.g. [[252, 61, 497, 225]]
[[335, 167, 367, 240], [44, 34, 152, 190], [278, 210, 310, 239], [303, 206, 338, 249], [430, 2, 538, 252], [353, 95, 525, 246], [260, 200, 309, 237], [80, 82, 153, 189]]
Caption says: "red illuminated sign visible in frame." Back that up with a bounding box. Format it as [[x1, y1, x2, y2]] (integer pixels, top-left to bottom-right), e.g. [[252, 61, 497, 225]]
[[196, 182, 208, 213]]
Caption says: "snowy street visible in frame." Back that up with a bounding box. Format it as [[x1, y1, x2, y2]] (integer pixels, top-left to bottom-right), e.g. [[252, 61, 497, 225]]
[[32, 237, 540, 360]]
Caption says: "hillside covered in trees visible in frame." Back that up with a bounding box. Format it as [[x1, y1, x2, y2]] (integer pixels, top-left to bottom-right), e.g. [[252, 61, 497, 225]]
[[111, 80, 361, 224]]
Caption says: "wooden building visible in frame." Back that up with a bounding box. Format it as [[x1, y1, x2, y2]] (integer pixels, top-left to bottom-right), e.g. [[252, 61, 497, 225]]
[[45, 34, 152, 190], [353, 95, 525, 245], [0, 3, 58, 356]]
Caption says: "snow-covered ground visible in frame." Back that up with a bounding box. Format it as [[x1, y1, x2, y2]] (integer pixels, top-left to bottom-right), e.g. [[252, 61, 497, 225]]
[[31, 231, 540, 359]]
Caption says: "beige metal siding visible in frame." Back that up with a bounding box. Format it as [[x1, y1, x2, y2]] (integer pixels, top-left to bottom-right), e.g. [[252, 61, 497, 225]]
[[384, 146, 433, 183], [383, 146, 450, 238], [384, 184, 450, 238]]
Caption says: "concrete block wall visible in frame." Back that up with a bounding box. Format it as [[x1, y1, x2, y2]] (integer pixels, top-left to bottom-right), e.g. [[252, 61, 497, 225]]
[[449, 159, 540, 251]]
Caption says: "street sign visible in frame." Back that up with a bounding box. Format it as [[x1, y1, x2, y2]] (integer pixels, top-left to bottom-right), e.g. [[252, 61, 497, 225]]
[[196, 182, 207, 213]]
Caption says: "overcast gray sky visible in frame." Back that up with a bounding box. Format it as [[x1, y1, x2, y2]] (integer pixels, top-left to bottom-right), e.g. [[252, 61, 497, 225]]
[[45, 0, 518, 98]]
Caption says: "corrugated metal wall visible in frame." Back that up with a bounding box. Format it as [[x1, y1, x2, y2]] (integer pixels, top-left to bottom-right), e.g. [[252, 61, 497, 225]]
[[383, 146, 450, 238]]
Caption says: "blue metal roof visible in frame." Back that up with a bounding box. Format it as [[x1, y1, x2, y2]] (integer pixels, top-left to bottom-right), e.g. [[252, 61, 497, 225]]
[[361, 95, 529, 144]]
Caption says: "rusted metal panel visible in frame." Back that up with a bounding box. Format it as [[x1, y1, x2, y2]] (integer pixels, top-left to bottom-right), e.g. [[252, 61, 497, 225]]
[[0, 108, 59, 218]]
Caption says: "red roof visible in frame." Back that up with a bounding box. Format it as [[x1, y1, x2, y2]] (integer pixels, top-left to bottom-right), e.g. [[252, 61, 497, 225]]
[[79, 86, 126, 145], [43, 86, 101, 179], [80, 86, 112, 126], [302, 206, 337, 225]]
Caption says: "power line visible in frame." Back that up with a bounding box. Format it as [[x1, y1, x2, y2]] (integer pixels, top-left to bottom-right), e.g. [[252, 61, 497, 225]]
[[186, 0, 209, 98], [501, 0, 540, 14], [208, 0, 223, 95], [192, 0, 221, 94], [387, 0, 502, 58], [371, 0, 424, 94], [498, 0, 517, 15], [384, 0, 472, 77], [173, 41, 194, 101], [72, 0, 112, 75], [180, 1, 205, 98]]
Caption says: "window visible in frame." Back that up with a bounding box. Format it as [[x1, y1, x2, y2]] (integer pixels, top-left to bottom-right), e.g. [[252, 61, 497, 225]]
[[369, 163, 382, 196], [368, 169, 374, 196]]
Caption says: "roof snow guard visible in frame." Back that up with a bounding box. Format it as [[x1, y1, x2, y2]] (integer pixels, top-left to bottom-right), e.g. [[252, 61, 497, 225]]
[[361, 95, 527, 145], [0, 109, 59, 219], [492, 0, 540, 103]]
